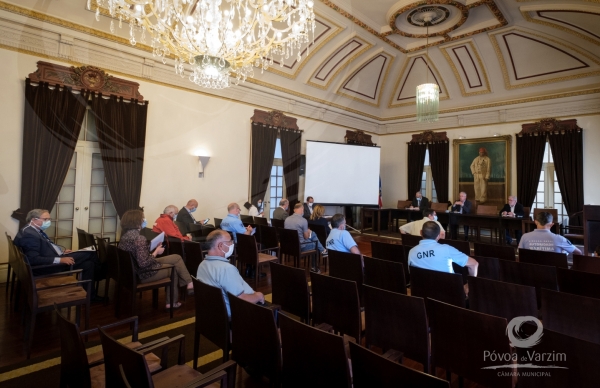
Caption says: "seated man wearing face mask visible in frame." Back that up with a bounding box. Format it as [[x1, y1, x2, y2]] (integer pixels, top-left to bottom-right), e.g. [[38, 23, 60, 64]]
[[399, 209, 446, 239], [14, 208, 102, 300], [153, 205, 190, 241], [196, 230, 265, 317], [176, 199, 209, 235]]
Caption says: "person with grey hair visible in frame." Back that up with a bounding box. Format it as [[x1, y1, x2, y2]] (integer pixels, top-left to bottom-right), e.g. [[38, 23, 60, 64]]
[[272, 198, 290, 220], [152, 204, 190, 241], [196, 230, 265, 316], [14, 208, 102, 301], [519, 211, 581, 256], [500, 195, 525, 244]]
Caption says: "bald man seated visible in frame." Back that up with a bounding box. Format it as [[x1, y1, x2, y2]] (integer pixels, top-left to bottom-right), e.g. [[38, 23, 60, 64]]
[[176, 199, 208, 235]]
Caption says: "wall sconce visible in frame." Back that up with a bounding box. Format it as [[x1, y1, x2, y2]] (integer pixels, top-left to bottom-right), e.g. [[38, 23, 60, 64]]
[[198, 156, 210, 178], [458, 136, 466, 139], [493, 133, 500, 137]]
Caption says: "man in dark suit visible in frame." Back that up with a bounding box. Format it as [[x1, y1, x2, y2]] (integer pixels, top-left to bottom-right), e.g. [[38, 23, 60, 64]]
[[303, 196, 315, 220], [410, 191, 430, 211], [272, 198, 290, 220], [177, 199, 209, 235], [500, 195, 525, 245], [450, 192, 473, 240], [14, 208, 101, 299]]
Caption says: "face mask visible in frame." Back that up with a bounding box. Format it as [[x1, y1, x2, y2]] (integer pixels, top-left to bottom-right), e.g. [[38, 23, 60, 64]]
[[433, 216, 438, 221], [141, 219, 147, 229], [172, 214, 177, 221], [221, 242, 234, 259], [190, 207, 196, 213], [39, 220, 51, 230]]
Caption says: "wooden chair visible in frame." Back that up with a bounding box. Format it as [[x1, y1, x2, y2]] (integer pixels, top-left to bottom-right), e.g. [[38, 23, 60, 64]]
[[370, 240, 409, 284], [270, 218, 284, 229], [572, 254, 600, 274], [534, 207, 558, 222], [516, 324, 600, 388], [557, 267, 600, 299], [328, 250, 365, 306], [410, 266, 466, 308], [279, 312, 352, 388], [14, 249, 91, 358], [116, 248, 175, 319], [229, 293, 282, 386], [499, 259, 557, 309], [363, 285, 429, 372], [439, 239, 470, 255], [401, 233, 421, 247], [214, 217, 223, 229], [192, 277, 231, 368], [140, 227, 160, 241], [473, 242, 516, 261], [278, 227, 318, 269], [101, 239, 120, 304], [76, 227, 97, 250], [310, 272, 361, 343], [468, 276, 537, 323], [253, 217, 268, 226], [269, 262, 310, 323], [430, 202, 449, 213], [235, 233, 279, 286], [256, 225, 279, 253], [518, 248, 569, 268], [182, 240, 204, 277], [472, 255, 501, 281], [475, 205, 499, 243], [541, 288, 600, 345], [99, 327, 237, 388], [165, 236, 184, 259], [349, 342, 449, 388], [240, 215, 254, 224], [56, 306, 162, 388], [397, 200, 412, 209], [426, 298, 511, 388], [307, 221, 328, 248], [363, 256, 407, 295]]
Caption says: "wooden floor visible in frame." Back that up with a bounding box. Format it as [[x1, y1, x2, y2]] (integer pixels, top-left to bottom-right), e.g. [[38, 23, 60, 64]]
[[0, 232, 489, 387]]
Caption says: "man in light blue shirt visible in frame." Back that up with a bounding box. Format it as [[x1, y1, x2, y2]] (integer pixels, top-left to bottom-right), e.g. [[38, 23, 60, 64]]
[[326, 214, 361, 255], [196, 230, 264, 316], [220, 202, 253, 242], [408, 221, 478, 276], [519, 211, 581, 256]]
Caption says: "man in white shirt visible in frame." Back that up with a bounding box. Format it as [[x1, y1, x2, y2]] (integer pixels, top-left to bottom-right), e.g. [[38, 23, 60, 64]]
[[400, 209, 446, 239]]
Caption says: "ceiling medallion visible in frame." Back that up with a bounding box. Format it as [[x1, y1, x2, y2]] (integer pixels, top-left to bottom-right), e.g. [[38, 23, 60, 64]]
[[407, 6, 450, 27]]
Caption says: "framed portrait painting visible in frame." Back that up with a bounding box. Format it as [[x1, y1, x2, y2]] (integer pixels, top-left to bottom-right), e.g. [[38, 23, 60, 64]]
[[453, 136, 511, 209]]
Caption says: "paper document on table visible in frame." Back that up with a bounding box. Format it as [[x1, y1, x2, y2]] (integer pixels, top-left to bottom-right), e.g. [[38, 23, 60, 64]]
[[150, 232, 165, 251]]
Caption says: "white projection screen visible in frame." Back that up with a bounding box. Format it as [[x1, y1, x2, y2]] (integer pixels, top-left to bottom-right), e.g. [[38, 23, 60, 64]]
[[304, 141, 381, 205]]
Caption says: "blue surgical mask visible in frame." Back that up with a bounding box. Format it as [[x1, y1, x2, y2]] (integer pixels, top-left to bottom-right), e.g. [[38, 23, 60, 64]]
[[40, 220, 51, 230], [141, 219, 147, 229], [173, 214, 177, 221], [190, 207, 196, 213], [433, 216, 438, 221]]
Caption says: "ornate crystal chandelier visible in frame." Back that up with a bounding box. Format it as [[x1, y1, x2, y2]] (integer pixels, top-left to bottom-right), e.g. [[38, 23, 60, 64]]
[[92, 0, 315, 89], [416, 17, 439, 122]]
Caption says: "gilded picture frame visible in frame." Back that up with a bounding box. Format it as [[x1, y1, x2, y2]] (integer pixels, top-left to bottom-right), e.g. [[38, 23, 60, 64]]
[[453, 136, 511, 209]]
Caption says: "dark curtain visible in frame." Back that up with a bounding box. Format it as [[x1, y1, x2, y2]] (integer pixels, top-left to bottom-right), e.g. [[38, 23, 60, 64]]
[[250, 122, 278, 204], [12, 80, 88, 227], [407, 142, 428, 199], [516, 133, 546, 209], [428, 141, 449, 203], [90, 94, 147, 218], [280, 128, 302, 206], [549, 130, 584, 226]]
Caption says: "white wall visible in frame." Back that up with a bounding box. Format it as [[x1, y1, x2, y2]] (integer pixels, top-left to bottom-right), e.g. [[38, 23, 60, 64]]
[[0, 50, 365, 274], [380, 116, 600, 207]]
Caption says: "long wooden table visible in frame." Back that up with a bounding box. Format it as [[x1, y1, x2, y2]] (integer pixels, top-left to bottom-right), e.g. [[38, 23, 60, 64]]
[[361, 208, 423, 236]]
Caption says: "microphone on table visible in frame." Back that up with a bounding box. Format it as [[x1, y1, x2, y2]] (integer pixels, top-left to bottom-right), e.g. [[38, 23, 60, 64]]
[[345, 224, 362, 234]]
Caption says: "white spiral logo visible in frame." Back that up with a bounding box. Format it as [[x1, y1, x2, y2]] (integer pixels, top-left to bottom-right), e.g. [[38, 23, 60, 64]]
[[506, 316, 543, 348]]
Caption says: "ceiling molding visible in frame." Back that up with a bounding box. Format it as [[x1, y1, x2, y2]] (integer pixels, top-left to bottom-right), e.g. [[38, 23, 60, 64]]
[[520, 6, 600, 47], [440, 39, 491, 97]]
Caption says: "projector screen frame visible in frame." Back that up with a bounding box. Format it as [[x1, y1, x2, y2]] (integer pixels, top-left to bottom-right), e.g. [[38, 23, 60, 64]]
[[303, 140, 381, 207]]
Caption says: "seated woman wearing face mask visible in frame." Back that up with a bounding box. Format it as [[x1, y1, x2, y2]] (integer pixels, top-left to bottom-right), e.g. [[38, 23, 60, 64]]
[[245, 199, 264, 217], [119, 209, 194, 309]]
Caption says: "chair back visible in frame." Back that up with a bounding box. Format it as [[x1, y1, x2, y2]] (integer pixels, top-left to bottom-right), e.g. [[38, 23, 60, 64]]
[[95, 236, 109, 264], [310, 272, 361, 342], [214, 218, 222, 229], [55, 305, 91, 388], [240, 215, 254, 224], [201, 226, 215, 237], [534, 207, 558, 222], [472, 255, 501, 281], [257, 225, 279, 251], [370, 240, 409, 284], [166, 236, 184, 258], [16, 251, 36, 309], [557, 267, 600, 300], [401, 234, 421, 246], [183, 241, 203, 276], [476, 205, 497, 215], [6, 233, 19, 271], [76, 228, 89, 250], [278, 228, 301, 257], [253, 217, 268, 226], [106, 243, 120, 282], [397, 200, 411, 209], [439, 239, 470, 255], [519, 248, 569, 268], [522, 206, 531, 220], [140, 228, 159, 241], [116, 248, 137, 291], [430, 202, 449, 213], [349, 342, 449, 388], [98, 327, 152, 388], [229, 294, 281, 384], [271, 218, 284, 229], [572, 254, 600, 274], [499, 260, 557, 308], [174, 220, 188, 234], [363, 285, 429, 372], [269, 262, 310, 323], [468, 276, 537, 323], [473, 242, 516, 261], [541, 288, 600, 345], [426, 299, 511, 388], [363, 256, 406, 294], [192, 277, 231, 356], [307, 222, 328, 247], [410, 266, 466, 308], [328, 250, 365, 306], [235, 234, 259, 267], [279, 313, 351, 388]]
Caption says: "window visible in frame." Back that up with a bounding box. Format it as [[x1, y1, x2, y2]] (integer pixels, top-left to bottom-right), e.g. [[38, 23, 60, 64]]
[[267, 139, 285, 219], [532, 142, 566, 223], [420, 148, 437, 203]]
